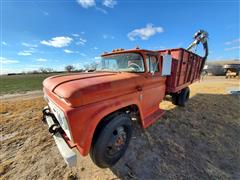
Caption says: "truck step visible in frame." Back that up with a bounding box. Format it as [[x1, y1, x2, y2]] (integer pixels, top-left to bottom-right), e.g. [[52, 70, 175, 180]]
[[143, 109, 165, 128]]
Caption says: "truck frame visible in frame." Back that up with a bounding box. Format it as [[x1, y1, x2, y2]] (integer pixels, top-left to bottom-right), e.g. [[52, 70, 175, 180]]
[[42, 30, 208, 168]]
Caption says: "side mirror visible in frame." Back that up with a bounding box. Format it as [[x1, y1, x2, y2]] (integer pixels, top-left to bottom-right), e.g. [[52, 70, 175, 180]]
[[162, 55, 172, 76]]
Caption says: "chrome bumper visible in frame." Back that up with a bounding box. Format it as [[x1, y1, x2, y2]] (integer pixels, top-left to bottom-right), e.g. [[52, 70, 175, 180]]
[[43, 106, 77, 166]]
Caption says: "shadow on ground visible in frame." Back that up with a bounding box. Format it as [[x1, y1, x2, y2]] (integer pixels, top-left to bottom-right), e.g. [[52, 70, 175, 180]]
[[110, 93, 240, 180]]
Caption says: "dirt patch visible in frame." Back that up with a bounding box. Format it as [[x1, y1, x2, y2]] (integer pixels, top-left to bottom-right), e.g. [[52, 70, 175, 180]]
[[0, 90, 43, 102], [0, 76, 240, 179]]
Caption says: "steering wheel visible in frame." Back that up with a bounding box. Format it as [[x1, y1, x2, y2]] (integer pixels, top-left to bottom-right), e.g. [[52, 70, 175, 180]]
[[128, 63, 141, 71]]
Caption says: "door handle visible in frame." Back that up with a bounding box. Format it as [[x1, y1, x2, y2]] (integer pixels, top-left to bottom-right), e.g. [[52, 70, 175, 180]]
[[136, 85, 143, 91]]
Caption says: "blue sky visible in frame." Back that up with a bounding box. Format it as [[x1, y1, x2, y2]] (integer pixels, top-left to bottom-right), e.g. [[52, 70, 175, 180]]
[[1, 0, 239, 74]]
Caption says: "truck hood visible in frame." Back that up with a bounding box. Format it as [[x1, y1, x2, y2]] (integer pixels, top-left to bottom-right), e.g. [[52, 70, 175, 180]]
[[43, 72, 140, 107]]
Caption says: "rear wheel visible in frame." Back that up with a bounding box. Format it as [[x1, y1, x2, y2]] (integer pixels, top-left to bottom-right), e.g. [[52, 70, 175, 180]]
[[177, 87, 190, 106], [171, 87, 190, 106], [90, 113, 132, 168], [171, 93, 179, 105]]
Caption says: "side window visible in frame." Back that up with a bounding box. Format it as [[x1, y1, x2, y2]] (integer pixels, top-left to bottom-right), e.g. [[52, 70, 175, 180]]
[[148, 56, 159, 73]]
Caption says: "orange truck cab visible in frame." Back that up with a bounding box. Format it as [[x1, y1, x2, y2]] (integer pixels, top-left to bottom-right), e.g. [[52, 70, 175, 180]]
[[42, 30, 209, 168]]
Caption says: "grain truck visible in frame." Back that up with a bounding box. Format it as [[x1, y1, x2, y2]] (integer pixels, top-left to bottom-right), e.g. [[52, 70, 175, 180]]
[[42, 30, 208, 168]]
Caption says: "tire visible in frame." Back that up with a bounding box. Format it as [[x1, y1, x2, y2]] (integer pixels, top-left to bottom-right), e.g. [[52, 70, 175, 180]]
[[90, 113, 132, 168], [177, 87, 190, 106], [171, 93, 179, 105]]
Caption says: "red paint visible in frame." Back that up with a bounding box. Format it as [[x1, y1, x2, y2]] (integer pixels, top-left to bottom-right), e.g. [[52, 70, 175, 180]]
[[43, 48, 204, 156], [158, 48, 203, 93]]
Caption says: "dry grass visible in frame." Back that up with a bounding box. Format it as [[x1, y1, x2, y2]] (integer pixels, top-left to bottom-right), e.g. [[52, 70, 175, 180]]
[[0, 76, 240, 180]]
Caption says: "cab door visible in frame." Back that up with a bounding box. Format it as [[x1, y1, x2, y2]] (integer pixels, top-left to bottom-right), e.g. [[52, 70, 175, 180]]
[[139, 54, 166, 117]]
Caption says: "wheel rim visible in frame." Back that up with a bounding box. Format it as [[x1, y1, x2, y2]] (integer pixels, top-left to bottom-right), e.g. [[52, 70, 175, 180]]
[[106, 126, 127, 156]]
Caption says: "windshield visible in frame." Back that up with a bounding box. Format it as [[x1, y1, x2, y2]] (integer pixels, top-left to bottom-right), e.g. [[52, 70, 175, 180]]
[[96, 53, 145, 72]]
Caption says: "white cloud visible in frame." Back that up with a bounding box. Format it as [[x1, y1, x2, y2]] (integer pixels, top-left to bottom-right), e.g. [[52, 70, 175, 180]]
[[224, 46, 240, 51], [36, 58, 47, 62], [79, 37, 87, 43], [102, 0, 117, 8], [63, 49, 80, 54], [72, 33, 80, 37], [64, 49, 74, 53], [18, 50, 33, 56], [18, 52, 31, 56], [2, 41, 7, 46], [94, 56, 101, 60], [93, 46, 98, 50], [102, 34, 115, 39], [76, 37, 87, 46], [77, 0, 96, 8], [41, 36, 73, 48], [76, 0, 110, 14], [80, 53, 87, 56], [0, 57, 19, 64], [95, 7, 108, 14], [22, 42, 38, 48], [76, 41, 85, 46], [224, 38, 240, 45], [72, 63, 84, 70], [72, 34, 87, 45], [18, 46, 36, 56], [21, 64, 43, 72], [127, 23, 164, 41]]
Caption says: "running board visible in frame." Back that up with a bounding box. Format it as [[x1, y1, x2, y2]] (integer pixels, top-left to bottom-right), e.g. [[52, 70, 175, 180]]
[[142, 109, 165, 128]]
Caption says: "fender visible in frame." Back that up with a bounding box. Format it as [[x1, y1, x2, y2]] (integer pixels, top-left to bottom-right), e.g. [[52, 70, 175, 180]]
[[66, 91, 143, 156]]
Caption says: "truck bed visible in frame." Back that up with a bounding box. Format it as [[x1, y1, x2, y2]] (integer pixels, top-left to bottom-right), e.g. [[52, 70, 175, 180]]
[[159, 48, 203, 93]]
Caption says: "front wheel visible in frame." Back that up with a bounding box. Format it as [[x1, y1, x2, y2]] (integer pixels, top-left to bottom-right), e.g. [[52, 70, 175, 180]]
[[90, 113, 132, 168]]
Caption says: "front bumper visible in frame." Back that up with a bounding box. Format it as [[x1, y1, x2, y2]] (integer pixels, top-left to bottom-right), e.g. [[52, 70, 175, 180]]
[[42, 106, 77, 166]]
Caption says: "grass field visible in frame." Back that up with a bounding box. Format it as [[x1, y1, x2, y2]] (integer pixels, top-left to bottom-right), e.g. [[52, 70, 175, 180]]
[[0, 74, 59, 95]]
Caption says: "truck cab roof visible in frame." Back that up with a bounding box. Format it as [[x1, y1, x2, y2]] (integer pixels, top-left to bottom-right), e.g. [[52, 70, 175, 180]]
[[101, 48, 158, 57]]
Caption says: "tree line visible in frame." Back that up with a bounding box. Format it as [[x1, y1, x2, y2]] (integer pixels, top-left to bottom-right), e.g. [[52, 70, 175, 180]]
[[6, 61, 99, 75]]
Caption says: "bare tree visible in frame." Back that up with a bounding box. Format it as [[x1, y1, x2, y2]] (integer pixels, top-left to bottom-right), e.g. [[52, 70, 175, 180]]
[[32, 70, 39, 74], [83, 62, 98, 72], [89, 62, 98, 70], [65, 65, 75, 72], [46, 68, 54, 73], [40, 68, 46, 73], [39, 68, 54, 73], [83, 64, 90, 71]]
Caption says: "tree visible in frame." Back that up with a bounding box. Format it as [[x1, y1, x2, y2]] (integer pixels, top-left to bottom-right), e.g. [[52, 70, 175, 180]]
[[83, 64, 90, 71], [32, 70, 39, 74], [89, 62, 98, 70], [65, 65, 75, 72], [83, 61, 98, 71], [46, 68, 54, 73], [39, 68, 54, 73]]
